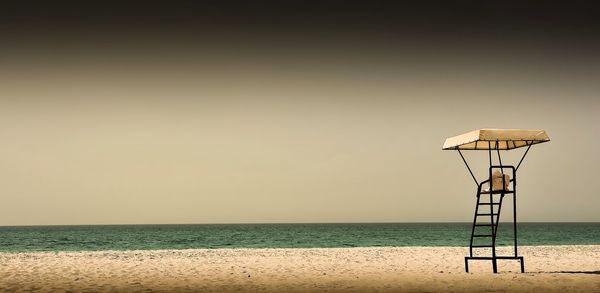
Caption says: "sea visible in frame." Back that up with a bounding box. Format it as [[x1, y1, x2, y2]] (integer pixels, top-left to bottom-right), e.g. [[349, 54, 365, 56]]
[[0, 223, 598, 252]]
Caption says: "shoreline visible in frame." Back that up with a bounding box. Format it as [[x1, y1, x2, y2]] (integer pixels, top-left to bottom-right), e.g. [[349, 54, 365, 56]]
[[1, 244, 598, 254], [1, 246, 599, 292]]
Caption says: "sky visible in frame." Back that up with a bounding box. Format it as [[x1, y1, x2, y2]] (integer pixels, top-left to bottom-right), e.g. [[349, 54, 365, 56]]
[[0, 1, 599, 225]]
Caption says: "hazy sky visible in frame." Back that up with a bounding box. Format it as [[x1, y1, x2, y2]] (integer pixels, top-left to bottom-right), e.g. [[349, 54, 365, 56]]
[[1, 1, 599, 225]]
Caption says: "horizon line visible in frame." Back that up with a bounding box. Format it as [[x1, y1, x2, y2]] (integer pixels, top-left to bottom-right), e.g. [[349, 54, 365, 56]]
[[1, 221, 599, 228]]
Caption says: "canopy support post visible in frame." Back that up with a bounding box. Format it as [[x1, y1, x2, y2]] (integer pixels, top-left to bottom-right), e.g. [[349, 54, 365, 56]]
[[457, 149, 478, 187], [496, 141, 503, 170], [496, 140, 505, 177], [515, 143, 532, 172], [488, 141, 492, 167]]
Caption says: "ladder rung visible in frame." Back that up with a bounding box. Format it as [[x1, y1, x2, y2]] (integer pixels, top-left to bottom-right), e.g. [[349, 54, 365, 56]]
[[476, 213, 498, 216], [471, 245, 494, 248], [472, 234, 493, 237], [474, 224, 496, 227], [479, 203, 500, 205]]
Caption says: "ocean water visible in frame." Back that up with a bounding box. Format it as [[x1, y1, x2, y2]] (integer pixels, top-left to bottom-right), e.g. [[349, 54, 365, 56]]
[[0, 223, 598, 252]]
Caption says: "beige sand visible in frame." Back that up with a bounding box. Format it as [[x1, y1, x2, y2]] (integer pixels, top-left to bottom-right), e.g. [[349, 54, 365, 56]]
[[0, 246, 599, 292]]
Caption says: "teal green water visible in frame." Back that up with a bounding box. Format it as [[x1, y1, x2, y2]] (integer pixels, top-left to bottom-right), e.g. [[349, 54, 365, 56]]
[[0, 223, 598, 252]]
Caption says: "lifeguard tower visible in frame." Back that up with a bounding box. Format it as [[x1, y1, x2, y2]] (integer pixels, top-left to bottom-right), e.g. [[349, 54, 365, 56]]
[[443, 129, 550, 273]]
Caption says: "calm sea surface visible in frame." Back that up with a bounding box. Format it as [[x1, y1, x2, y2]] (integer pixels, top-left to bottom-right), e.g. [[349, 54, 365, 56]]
[[0, 223, 598, 252]]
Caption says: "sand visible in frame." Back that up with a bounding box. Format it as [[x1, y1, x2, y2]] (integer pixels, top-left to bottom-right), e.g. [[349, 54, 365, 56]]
[[0, 246, 599, 292]]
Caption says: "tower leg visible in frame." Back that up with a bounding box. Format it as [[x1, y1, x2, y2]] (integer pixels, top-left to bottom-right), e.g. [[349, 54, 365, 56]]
[[465, 258, 469, 273], [520, 257, 525, 273], [492, 258, 498, 273]]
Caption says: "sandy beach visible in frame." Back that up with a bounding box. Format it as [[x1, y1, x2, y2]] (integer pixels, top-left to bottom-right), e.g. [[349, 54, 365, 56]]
[[1, 246, 599, 292]]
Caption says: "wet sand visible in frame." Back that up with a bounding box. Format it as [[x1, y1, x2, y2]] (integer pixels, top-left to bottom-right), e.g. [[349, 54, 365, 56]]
[[1, 246, 599, 292]]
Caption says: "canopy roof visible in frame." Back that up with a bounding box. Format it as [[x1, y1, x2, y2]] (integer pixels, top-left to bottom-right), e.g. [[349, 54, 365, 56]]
[[443, 129, 550, 150]]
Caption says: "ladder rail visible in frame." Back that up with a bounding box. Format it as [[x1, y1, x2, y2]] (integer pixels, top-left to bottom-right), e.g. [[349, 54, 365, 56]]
[[469, 179, 489, 257]]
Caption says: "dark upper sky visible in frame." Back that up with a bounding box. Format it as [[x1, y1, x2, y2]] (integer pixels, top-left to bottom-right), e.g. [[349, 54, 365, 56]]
[[3, 0, 599, 64], [2, 1, 599, 36]]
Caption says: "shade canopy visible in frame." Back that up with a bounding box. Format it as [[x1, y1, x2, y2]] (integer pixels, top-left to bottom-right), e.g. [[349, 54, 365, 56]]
[[443, 129, 550, 150]]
